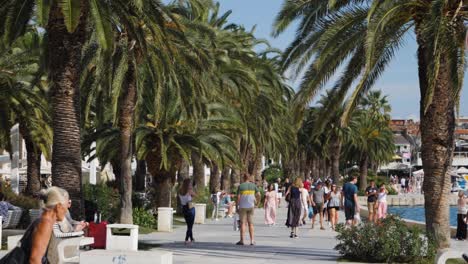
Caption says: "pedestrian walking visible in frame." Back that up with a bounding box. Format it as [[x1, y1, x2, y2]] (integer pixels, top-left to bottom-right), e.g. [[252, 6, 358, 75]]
[[400, 177, 406, 193], [342, 176, 360, 226], [311, 181, 325, 230], [326, 184, 341, 230], [323, 181, 331, 224], [285, 178, 303, 238], [300, 183, 311, 225], [274, 178, 282, 207], [264, 184, 277, 226], [236, 174, 261, 246], [303, 177, 311, 192], [456, 191, 467, 241], [365, 180, 378, 223], [179, 179, 196, 245], [210, 189, 221, 220], [377, 184, 388, 219]]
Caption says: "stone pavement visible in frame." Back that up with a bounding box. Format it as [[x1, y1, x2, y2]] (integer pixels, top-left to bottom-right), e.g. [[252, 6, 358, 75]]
[[139, 205, 341, 264]]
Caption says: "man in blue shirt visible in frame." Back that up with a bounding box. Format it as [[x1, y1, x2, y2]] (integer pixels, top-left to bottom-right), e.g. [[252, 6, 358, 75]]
[[341, 176, 360, 226]]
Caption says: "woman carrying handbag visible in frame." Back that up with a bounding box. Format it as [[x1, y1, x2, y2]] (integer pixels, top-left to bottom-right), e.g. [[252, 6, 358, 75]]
[[179, 179, 196, 245]]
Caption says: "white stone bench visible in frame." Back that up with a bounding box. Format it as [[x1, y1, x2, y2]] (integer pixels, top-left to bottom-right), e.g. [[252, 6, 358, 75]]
[[8, 235, 22, 251], [80, 250, 172, 264], [106, 224, 139, 251], [435, 248, 465, 264]]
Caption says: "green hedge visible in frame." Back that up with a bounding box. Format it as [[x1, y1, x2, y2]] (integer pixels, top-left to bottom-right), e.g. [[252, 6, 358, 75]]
[[335, 215, 435, 263], [83, 183, 120, 222]]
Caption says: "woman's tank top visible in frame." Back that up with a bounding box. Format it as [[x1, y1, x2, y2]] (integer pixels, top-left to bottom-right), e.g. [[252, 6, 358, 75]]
[[377, 192, 387, 203], [458, 198, 467, 214], [179, 193, 192, 206], [328, 192, 341, 207], [21, 218, 49, 264]]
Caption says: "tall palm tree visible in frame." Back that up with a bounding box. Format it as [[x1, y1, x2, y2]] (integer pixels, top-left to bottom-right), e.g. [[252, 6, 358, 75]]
[[1, 0, 109, 217], [0, 30, 52, 195], [344, 109, 394, 190], [274, 0, 466, 248]]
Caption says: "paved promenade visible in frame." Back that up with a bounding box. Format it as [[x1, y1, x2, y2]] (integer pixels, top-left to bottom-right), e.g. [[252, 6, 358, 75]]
[[140, 205, 341, 264]]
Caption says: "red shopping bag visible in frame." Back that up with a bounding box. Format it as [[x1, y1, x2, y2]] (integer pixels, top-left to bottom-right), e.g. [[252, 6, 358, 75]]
[[87, 221, 108, 249]]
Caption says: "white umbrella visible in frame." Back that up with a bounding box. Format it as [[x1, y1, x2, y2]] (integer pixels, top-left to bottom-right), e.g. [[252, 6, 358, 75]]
[[412, 169, 424, 176], [456, 167, 468, 174]]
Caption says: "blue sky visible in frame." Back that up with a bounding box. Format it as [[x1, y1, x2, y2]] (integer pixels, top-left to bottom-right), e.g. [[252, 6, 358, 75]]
[[168, 0, 468, 119]]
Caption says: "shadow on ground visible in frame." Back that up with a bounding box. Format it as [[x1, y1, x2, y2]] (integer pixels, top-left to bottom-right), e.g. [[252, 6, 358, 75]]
[[140, 240, 338, 261]]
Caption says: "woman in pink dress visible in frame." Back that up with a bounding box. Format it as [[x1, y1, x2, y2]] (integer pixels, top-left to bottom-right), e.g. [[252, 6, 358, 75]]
[[264, 184, 277, 226]]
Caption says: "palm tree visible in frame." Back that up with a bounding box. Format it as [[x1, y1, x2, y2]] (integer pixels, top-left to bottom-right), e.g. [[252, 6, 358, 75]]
[[274, 0, 466, 248], [136, 88, 241, 209], [1, 0, 101, 217], [0, 30, 52, 195], [344, 109, 394, 190]]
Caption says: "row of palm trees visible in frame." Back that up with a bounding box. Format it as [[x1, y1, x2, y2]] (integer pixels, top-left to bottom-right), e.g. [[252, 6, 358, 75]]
[[0, 0, 463, 250], [287, 90, 394, 191], [273, 0, 466, 249], [0, 0, 294, 224]]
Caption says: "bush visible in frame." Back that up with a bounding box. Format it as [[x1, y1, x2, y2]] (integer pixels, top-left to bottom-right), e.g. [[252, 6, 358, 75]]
[[3, 187, 40, 210], [83, 183, 120, 222], [133, 207, 156, 228], [263, 165, 283, 184], [335, 215, 435, 263]]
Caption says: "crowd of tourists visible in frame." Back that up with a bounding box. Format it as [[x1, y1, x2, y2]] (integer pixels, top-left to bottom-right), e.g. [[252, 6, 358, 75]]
[[179, 173, 468, 246], [389, 174, 422, 194], [178, 174, 396, 246]]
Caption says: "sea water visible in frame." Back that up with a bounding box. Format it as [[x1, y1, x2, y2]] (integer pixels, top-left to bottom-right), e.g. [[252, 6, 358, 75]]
[[388, 206, 458, 227]]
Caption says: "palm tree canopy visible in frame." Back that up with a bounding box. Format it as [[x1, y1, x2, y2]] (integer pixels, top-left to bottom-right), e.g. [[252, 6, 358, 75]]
[[273, 0, 466, 123]]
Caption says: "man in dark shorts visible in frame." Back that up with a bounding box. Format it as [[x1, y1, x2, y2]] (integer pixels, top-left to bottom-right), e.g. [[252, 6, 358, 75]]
[[311, 182, 325, 230], [365, 180, 378, 223], [342, 176, 360, 226], [236, 174, 260, 246]]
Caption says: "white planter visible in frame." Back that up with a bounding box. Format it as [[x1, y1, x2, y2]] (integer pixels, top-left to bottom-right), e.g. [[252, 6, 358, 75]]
[[194, 203, 206, 224], [157, 207, 173, 232], [105, 224, 139, 251]]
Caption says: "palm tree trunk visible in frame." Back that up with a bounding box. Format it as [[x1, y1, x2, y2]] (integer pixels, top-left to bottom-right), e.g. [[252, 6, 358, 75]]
[[135, 159, 146, 192], [209, 162, 220, 193], [47, 1, 88, 218], [117, 49, 137, 224], [177, 159, 190, 185], [250, 151, 263, 183], [312, 158, 318, 179], [416, 30, 455, 249], [146, 152, 174, 209], [359, 155, 368, 191], [221, 167, 231, 192], [20, 123, 41, 195], [330, 134, 342, 184], [230, 167, 240, 188], [191, 151, 205, 192]]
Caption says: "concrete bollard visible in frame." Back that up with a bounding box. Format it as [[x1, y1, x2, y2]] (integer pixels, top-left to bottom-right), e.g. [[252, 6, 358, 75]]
[[194, 203, 206, 224], [157, 207, 174, 232]]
